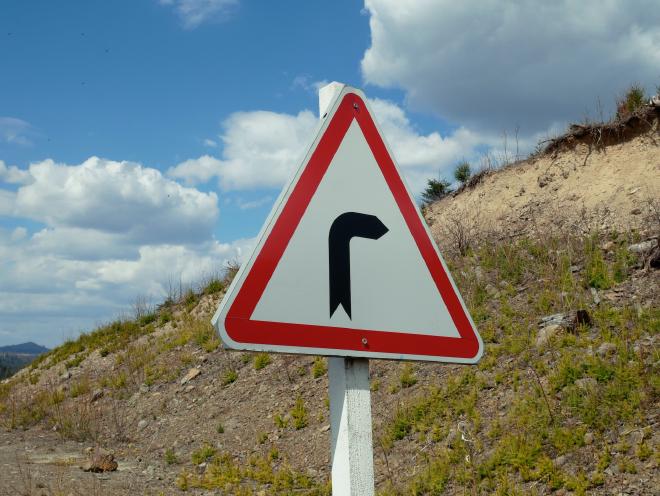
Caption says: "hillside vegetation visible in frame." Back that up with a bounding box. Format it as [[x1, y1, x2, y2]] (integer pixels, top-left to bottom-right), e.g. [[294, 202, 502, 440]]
[[0, 107, 658, 495]]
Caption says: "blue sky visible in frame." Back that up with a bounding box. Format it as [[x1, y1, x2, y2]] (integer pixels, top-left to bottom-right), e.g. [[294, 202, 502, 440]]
[[1, 0, 659, 346]]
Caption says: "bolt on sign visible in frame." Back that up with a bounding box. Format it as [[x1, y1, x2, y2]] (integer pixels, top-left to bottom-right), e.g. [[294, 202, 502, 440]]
[[212, 86, 482, 364]]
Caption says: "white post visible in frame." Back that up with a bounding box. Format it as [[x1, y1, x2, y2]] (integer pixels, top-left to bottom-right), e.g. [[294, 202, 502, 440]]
[[329, 357, 374, 495], [320, 82, 375, 496]]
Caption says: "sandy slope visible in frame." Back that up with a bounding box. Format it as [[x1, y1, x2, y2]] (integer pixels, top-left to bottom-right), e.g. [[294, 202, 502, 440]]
[[427, 132, 659, 249]]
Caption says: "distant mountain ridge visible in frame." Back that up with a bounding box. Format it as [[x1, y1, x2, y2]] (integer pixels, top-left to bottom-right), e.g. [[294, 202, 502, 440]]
[[0, 342, 49, 355], [0, 342, 49, 379]]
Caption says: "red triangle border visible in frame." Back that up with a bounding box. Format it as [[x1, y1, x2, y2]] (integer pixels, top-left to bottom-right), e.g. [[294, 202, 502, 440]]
[[223, 92, 480, 360]]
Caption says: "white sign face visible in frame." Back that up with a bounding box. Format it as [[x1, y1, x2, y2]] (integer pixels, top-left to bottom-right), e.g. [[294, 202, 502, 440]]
[[252, 120, 459, 338], [212, 86, 483, 363]]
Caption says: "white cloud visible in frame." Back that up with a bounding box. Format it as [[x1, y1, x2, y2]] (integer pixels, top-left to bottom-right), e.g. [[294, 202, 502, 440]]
[[236, 195, 273, 210], [169, 99, 497, 194], [0, 153, 254, 347], [0, 240, 254, 347], [159, 0, 238, 29], [292, 75, 329, 94], [0, 160, 32, 184], [0, 226, 253, 347], [368, 98, 498, 191], [168, 154, 224, 186], [168, 109, 319, 190], [0, 117, 33, 146], [203, 138, 218, 147], [0, 189, 15, 215], [10, 227, 27, 242], [362, 0, 660, 134], [14, 157, 218, 244]]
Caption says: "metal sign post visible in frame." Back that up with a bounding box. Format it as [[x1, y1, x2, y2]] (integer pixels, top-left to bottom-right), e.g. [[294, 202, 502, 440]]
[[320, 82, 375, 496], [329, 357, 374, 495]]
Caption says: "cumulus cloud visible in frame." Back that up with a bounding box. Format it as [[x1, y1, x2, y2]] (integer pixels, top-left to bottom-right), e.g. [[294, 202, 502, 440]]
[[14, 157, 218, 244], [0, 189, 15, 215], [159, 0, 238, 28], [0, 231, 252, 346], [0, 160, 32, 184], [362, 0, 660, 134], [0, 117, 34, 146], [168, 99, 496, 194], [0, 155, 239, 346], [168, 109, 319, 190], [369, 98, 498, 191]]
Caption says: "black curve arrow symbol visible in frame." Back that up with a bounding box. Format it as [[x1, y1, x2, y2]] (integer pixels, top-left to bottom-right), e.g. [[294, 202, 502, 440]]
[[328, 212, 388, 319]]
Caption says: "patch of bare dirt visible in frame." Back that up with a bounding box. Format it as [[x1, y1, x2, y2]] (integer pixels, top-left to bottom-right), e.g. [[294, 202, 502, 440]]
[[426, 123, 660, 248]]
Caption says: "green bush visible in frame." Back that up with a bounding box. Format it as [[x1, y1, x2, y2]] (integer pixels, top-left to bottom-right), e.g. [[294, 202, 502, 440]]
[[222, 369, 238, 385], [583, 235, 612, 289], [291, 396, 308, 429], [203, 278, 225, 295], [274, 413, 288, 429], [400, 363, 417, 388], [311, 357, 327, 378], [191, 443, 217, 464], [616, 84, 647, 119], [421, 178, 452, 205], [454, 161, 472, 184], [138, 312, 157, 326], [253, 353, 271, 370], [165, 448, 178, 465]]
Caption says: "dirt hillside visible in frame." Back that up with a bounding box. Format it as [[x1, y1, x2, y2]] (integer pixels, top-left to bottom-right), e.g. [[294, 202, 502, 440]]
[[426, 125, 659, 248], [0, 112, 658, 496]]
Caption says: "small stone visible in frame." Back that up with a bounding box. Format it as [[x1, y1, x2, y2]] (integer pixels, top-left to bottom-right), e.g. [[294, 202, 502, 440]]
[[81, 450, 118, 473], [184, 385, 195, 393], [60, 371, 71, 381], [319, 425, 330, 432], [138, 419, 148, 430], [630, 208, 642, 215], [628, 240, 656, 254], [538, 313, 566, 327], [90, 389, 104, 403], [605, 462, 620, 475], [601, 241, 615, 251], [627, 429, 644, 446], [590, 287, 601, 305], [180, 368, 201, 385], [597, 342, 617, 357], [553, 455, 567, 467], [538, 174, 553, 188], [485, 284, 500, 297], [536, 324, 561, 348], [584, 432, 594, 445], [139, 384, 149, 394]]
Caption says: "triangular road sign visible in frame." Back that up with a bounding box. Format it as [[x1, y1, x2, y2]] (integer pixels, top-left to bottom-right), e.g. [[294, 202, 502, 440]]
[[212, 86, 483, 363]]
